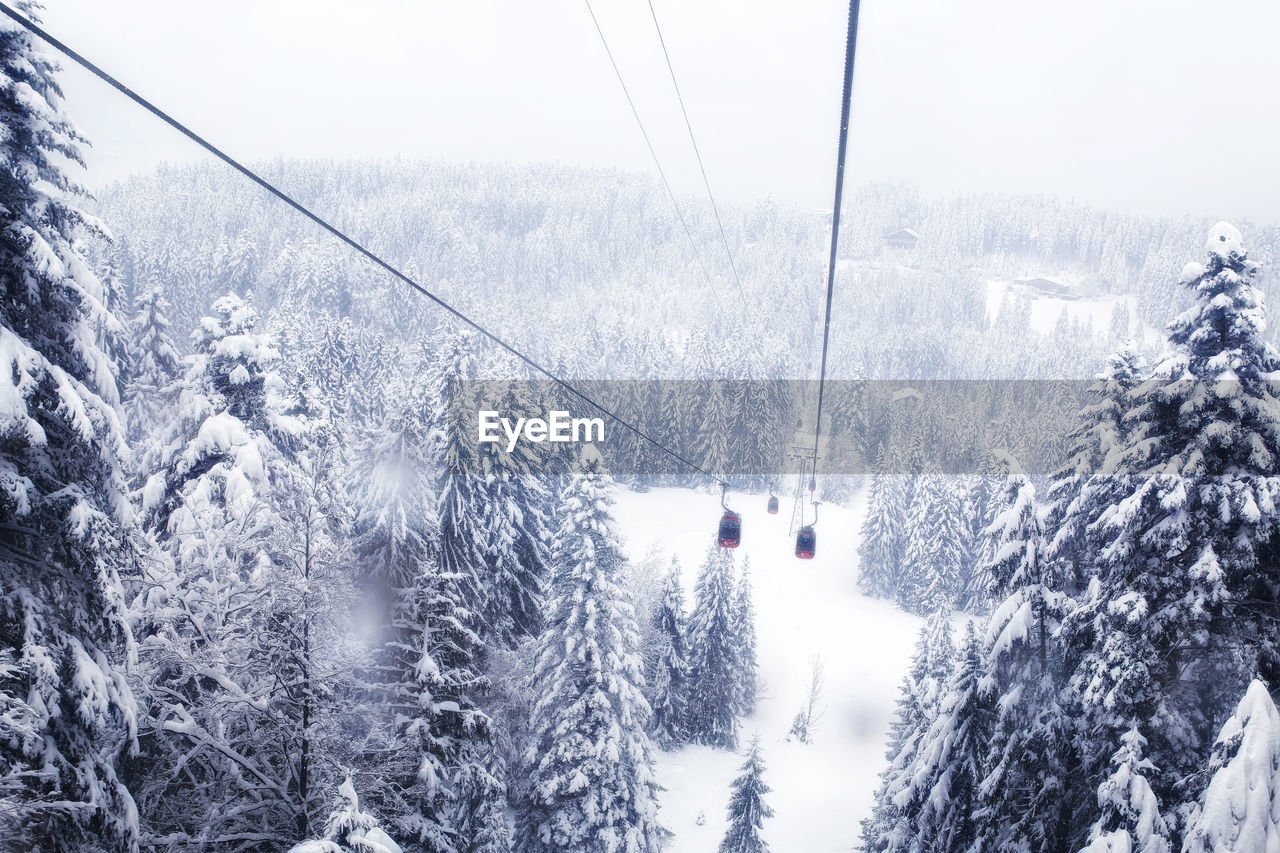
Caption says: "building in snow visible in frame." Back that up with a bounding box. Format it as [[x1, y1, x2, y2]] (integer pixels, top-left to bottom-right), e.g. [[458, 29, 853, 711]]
[[1017, 277, 1073, 297], [884, 228, 919, 250]]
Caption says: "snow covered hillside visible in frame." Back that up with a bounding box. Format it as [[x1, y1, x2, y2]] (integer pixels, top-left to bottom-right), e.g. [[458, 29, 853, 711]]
[[616, 487, 922, 851]]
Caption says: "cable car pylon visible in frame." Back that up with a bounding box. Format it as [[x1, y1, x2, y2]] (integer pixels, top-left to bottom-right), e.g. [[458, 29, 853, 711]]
[[788, 462, 809, 536], [787, 408, 825, 535]]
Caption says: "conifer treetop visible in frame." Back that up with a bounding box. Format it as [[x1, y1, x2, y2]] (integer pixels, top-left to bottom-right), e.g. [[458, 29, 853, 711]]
[[1184, 680, 1280, 853]]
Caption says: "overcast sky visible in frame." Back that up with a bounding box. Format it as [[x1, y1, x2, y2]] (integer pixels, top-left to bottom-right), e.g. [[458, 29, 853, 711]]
[[38, 0, 1280, 223]]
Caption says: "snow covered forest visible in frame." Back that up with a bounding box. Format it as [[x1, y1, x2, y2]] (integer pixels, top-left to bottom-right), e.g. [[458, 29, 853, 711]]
[[5, 4, 1280, 852]]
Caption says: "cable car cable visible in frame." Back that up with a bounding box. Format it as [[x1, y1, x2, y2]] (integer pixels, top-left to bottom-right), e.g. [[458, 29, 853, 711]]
[[0, 2, 732, 491], [808, 0, 861, 491], [582, 0, 726, 317], [790, 0, 860, 560], [643, 0, 746, 304]]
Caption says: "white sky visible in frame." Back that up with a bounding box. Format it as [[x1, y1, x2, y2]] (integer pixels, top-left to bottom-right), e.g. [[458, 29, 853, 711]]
[[40, 0, 1280, 223]]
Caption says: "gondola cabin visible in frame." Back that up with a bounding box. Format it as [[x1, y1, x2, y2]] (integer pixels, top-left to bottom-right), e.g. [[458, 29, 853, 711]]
[[795, 525, 816, 559], [717, 511, 742, 548], [767, 495, 779, 514]]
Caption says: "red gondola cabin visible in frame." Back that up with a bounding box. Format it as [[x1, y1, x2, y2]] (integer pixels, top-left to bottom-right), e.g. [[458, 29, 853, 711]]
[[718, 511, 742, 548], [767, 495, 779, 514], [795, 525, 816, 559]]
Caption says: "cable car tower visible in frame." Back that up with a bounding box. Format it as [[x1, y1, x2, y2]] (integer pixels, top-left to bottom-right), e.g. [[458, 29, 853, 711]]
[[787, 411, 828, 536]]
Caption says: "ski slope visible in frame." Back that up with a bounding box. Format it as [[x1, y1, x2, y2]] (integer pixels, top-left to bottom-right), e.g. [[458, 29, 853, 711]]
[[616, 486, 922, 852], [984, 277, 1135, 336]]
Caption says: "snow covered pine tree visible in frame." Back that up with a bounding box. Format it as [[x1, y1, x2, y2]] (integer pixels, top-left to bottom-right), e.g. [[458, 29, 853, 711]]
[[0, 6, 140, 848], [372, 338, 510, 851], [857, 448, 908, 601], [1079, 726, 1170, 853], [1041, 345, 1144, 597], [719, 735, 773, 853], [882, 622, 992, 853], [478, 378, 553, 649], [351, 378, 462, 849], [288, 778, 403, 853], [516, 450, 662, 852], [732, 557, 760, 717], [123, 285, 181, 445], [968, 453, 1077, 853], [1065, 223, 1280, 832], [648, 556, 691, 749], [687, 545, 743, 749], [1183, 680, 1280, 852], [860, 610, 954, 852], [899, 466, 970, 613]]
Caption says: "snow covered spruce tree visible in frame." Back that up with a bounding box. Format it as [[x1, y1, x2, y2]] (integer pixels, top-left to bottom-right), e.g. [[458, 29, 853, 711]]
[[1064, 223, 1280, 819], [0, 7, 140, 847], [968, 454, 1076, 853], [732, 557, 760, 717], [1041, 345, 1144, 596], [884, 621, 992, 853], [1182, 680, 1280, 852], [432, 332, 487, 617], [860, 610, 953, 852], [289, 777, 403, 853], [858, 448, 908, 600], [1079, 726, 1170, 853], [648, 556, 691, 749], [696, 382, 733, 483], [516, 449, 662, 852], [973, 452, 1041, 602], [95, 261, 133, 394], [358, 353, 509, 851], [433, 332, 550, 651], [350, 382, 454, 849], [352, 375, 440, 640], [479, 379, 553, 648], [376, 544, 509, 853], [687, 545, 742, 750], [719, 735, 773, 853], [899, 467, 970, 614], [123, 285, 181, 446]]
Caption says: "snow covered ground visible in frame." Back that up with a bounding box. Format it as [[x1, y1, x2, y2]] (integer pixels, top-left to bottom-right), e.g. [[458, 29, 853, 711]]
[[616, 486, 922, 852]]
